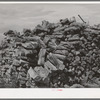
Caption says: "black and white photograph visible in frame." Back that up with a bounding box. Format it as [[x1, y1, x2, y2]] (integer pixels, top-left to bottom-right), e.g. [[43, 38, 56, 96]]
[[1, 3, 100, 88]]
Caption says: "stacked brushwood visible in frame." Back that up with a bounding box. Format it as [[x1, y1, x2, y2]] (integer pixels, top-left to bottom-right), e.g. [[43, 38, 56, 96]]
[[1, 17, 100, 88]]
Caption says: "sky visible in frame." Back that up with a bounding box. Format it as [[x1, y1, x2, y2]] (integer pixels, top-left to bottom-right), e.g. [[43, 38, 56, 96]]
[[0, 4, 100, 41]]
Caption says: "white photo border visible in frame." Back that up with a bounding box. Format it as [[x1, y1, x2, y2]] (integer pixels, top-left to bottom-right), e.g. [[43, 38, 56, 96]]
[[0, 1, 100, 99]]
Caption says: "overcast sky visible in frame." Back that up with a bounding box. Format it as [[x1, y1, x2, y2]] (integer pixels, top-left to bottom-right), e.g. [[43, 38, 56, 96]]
[[0, 4, 100, 41]]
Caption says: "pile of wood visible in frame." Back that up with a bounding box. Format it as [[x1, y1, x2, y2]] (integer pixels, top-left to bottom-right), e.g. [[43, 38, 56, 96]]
[[1, 16, 100, 88]]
